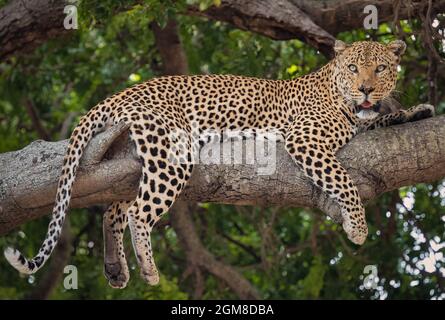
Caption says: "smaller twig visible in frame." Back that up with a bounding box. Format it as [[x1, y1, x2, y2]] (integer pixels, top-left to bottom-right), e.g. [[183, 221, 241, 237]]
[[216, 230, 261, 263], [23, 98, 51, 141], [192, 267, 205, 299], [58, 111, 78, 139], [392, 0, 406, 39], [257, 207, 281, 272], [170, 201, 261, 299], [52, 82, 74, 112], [281, 241, 311, 257], [310, 214, 320, 256]]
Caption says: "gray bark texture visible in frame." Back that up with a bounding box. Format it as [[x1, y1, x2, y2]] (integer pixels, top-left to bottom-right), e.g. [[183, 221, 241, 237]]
[[188, 0, 445, 57], [3, 0, 445, 60], [1, 114, 444, 235], [0, 0, 70, 61]]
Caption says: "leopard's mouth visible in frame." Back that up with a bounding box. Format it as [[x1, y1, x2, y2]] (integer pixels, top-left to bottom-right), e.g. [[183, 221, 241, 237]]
[[359, 100, 373, 109], [356, 100, 381, 112]]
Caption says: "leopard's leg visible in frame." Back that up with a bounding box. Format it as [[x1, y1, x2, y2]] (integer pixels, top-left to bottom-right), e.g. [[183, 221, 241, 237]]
[[103, 200, 132, 288], [286, 126, 367, 245], [126, 119, 193, 285], [357, 104, 435, 133]]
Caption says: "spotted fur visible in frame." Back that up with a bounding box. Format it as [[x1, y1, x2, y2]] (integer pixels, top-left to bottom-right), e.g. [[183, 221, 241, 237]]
[[4, 40, 434, 287]]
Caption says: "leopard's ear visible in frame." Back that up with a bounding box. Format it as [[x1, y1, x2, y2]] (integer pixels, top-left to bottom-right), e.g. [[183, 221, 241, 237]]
[[334, 40, 348, 55], [387, 40, 406, 57]]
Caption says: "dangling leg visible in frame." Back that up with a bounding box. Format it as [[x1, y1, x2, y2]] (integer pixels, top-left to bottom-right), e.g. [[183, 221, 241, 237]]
[[127, 117, 194, 285], [103, 200, 132, 288], [128, 167, 193, 285]]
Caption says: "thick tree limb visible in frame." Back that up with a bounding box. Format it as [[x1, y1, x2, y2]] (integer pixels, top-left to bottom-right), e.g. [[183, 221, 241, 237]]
[[3, 0, 445, 60], [188, 0, 336, 57], [187, 0, 445, 57], [0, 0, 70, 61], [0, 115, 444, 235]]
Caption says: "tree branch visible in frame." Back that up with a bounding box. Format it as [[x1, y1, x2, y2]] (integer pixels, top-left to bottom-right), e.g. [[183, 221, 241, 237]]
[[3, 0, 445, 60], [0, 114, 444, 235], [0, 0, 71, 61], [170, 201, 261, 299], [150, 19, 189, 75], [23, 99, 51, 141], [187, 0, 445, 57], [189, 0, 445, 41], [187, 0, 336, 57]]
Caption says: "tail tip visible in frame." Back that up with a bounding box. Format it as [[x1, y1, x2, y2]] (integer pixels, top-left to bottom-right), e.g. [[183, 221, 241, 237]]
[[4, 247, 18, 262], [4, 247, 34, 274]]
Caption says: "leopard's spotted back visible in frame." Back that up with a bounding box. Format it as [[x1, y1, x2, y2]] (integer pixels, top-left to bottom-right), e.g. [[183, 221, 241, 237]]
[[111, 75, 287, 132]]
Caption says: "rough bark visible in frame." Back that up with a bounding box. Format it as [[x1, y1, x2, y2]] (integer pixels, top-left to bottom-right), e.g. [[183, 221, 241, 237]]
[[151, 19, 189, 76], [189, 0, 336, 57], [0, 0, 71, 61], [0, 115, 444, 235], [3, 0, 445, 60], [187, 0, 445, 57]]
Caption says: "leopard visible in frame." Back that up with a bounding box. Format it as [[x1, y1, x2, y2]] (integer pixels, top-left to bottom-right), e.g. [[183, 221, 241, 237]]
[[4, 40, 435, 288]]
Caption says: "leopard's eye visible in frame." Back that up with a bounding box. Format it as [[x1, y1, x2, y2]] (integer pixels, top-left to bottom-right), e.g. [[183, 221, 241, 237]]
[[348, 64, 358, 73], [376, 64, 386, 73]]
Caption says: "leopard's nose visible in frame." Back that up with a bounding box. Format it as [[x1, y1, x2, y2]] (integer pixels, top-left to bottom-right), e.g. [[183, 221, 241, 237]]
[[358, 85, 375, 95]]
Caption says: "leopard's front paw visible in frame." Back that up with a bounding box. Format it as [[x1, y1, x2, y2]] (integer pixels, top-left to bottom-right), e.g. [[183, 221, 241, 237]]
[[342, 219, 368, 245], [407, 104, 435, 122]]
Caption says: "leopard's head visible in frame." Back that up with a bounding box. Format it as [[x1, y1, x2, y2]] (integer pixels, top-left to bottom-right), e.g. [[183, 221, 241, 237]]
[[332, 40, 406, 119]]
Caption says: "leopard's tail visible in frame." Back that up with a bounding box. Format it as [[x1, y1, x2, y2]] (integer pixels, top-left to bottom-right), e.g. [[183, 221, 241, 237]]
[[4, 104, 113, 274]]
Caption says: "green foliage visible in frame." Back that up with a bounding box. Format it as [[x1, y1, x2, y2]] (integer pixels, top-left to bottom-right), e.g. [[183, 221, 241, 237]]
[[298, 256, 326, 299], [0, 1, 444, 300]]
